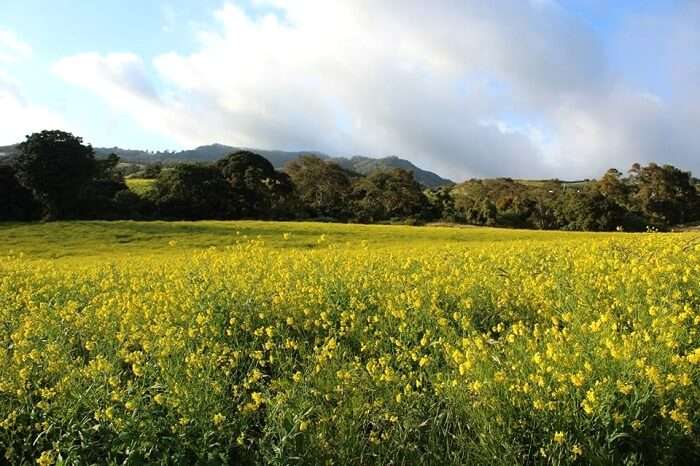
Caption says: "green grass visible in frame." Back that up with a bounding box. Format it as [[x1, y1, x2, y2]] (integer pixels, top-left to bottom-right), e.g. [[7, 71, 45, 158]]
[[125, 178, 156, 196], [0, 220, 620, 260]]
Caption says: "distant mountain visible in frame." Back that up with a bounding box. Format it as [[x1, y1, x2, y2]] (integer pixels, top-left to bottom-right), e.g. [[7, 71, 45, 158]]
[[1, 142, 453, 187], [94, 144, 329, 169], [334, 155, 453, 188], [0, 144, 17, 158], [95, 143, 453, 187]]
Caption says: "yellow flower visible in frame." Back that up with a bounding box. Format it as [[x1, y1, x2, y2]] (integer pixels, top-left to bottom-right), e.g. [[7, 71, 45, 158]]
[[251, 392, 264, 405], [213, 413, 226, 427], [36, 450, 54, 466], [553, 431, 565, 445], [688, 348, 700, 364], [617, 381, 633, 395], [570, 372, 585, 387], [571, 443, 583, 458]]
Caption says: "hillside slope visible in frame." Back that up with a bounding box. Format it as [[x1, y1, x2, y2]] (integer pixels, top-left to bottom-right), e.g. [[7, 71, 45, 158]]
[[96, 144, 454, 187], [2, 142, 454, 187]]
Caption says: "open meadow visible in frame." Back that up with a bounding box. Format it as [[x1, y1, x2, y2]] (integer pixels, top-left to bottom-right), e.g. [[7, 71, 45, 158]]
[[1, 221, 699, 465]]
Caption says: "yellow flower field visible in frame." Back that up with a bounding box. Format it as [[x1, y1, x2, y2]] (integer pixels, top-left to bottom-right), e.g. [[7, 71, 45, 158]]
[[0, 222, 699, 464]]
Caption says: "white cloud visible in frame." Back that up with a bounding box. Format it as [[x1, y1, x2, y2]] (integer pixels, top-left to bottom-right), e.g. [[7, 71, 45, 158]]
[[0, 28, 32, 63], [0, 29, 72, 145], [50, 1, 700, 180], [0, 71, 70, 144]]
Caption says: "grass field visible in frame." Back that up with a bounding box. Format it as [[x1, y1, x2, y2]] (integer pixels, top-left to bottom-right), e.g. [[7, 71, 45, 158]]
[[1, 221, 699, 465], [125, 178, 156, 197], [0, 221, 606, 260]]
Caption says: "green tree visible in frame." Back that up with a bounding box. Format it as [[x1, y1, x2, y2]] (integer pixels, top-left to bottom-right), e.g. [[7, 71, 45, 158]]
[[424, 186, 462, 222], [96, 153, 121, 180], [0, 164, 39, 220], [217, 151, 293, 218], [285, 155, 353, 219], [76, 153, 132, 219], [452, 179, 531, 227], [151, 164, 234, 220], [556, 188, 625, 231], [142, 162, 163, 179], [630, 163, 699, 226], [596, 168, 629, 208], [15, 130, 97, 220], [351, 169, 428, 222], [522, 187, 561, 230]]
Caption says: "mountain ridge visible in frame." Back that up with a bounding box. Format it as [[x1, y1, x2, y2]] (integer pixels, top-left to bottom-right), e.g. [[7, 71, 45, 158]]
[[0, 142, 454, 187]]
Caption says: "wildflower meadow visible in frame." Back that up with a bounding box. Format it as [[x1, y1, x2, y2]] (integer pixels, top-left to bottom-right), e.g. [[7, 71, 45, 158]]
[[1, 222, 699, 465]]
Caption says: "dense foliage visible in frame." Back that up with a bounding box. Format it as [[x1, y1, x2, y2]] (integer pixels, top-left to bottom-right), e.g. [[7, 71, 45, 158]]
[[1, 223, 699, 464], [0, 165, 38, 221], [2, 130, 700, 230], [448, 168, 700, 231]]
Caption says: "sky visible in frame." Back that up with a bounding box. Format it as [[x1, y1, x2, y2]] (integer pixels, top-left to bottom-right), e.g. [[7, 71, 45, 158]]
[[1, 0, 699, 180]]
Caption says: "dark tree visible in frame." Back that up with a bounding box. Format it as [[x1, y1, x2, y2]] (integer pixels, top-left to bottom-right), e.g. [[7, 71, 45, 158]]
[[556, 188, 626, 231], [285, 155, 353, 219], [631, 163, 699, 226], [217, 151, 293, 218], [112, 189, 150, 219], [151, 164, 234, 220], [452, 179, 531, 227], [142, 162, 163, 179], [15, 130, 97, 220], [96, 153, 121, 179], [267, 171, 299, 219], [596, 168, 629, 208], [75, 153, 132, 219], [424, 186, 462, 222], [351, 169, 428, 222], [0, 164, 39, 221]]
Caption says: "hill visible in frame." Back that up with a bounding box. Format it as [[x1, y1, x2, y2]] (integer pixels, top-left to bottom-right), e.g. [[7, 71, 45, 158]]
[[94, 144, 327, 169], [0, 144, 17, 158], [3, 142, 453, 186], [333, 155, 453, 188], [94, 143, 453, 187]]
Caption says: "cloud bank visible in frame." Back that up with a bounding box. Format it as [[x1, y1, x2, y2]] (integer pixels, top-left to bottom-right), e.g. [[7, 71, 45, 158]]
[[53, 1, 700, 180], [0, 29, 68, 144], [0, 28, 31, 63], [0, 72, 69, 144]]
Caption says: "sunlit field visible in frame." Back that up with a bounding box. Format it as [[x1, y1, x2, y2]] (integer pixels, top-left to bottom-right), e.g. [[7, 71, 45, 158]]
[[1, 222, 699, 465], [125, 178, 156, 197]]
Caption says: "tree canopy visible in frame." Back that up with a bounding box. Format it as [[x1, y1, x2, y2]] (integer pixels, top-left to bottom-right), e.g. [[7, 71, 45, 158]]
[[285, 155, 353, 219], [3, 130, 700, 231], [152, 164, 234, 220], [15, 130, 97, 219], [351, 169, 428, 222], [0, 164, 39, 221], [217, 151, 295, 218]]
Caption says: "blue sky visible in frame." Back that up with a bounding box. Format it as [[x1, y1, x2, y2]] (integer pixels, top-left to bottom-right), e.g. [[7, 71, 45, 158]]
[[1, 1, 698, 179], [1, 0, 228, 149]]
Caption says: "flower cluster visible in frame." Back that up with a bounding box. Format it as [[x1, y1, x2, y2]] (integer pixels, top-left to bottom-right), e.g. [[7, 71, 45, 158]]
[[0, 230, 699, 464]]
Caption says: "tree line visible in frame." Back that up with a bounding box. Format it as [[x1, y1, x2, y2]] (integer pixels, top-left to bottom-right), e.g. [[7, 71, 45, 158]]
[[2, 130, 699, 231]]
